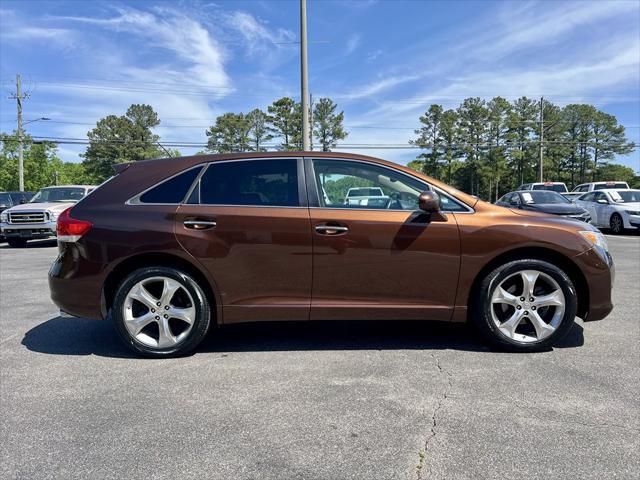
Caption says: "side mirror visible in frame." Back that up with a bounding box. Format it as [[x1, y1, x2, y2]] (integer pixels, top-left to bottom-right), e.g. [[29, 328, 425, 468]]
[[596, 199, 608, 205], [419, 191, 440, 213], [20, 199, 28, 204]]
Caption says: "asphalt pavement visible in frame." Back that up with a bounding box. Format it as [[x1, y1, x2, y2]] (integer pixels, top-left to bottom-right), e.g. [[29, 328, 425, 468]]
[[0, 235, 638, 479]]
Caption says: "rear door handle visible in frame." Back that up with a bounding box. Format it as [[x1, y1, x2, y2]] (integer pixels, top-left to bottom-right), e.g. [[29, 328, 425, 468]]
[[315, 224, 349, 235], [183, 220, 217, 230]]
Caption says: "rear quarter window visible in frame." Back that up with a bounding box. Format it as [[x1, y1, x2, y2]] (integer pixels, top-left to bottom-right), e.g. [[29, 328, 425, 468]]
[[139, 166, 203, 204]]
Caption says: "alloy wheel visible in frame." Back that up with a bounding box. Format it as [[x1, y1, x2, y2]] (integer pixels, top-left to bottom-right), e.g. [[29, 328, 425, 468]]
[[123, 276, 196, 348], [490, 269, 566, 343], [610, 214, 623, 234]]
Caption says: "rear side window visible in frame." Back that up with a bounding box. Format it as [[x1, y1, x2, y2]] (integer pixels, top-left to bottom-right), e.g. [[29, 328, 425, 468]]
[[196, 159, 299, 207], [139, 166, 203, 204]]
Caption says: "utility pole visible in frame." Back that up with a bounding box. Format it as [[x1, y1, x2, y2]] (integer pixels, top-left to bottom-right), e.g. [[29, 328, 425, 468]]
[[538, 96, 544, 182], [300, 0, 310, 151], [9, 74, 29, 191]]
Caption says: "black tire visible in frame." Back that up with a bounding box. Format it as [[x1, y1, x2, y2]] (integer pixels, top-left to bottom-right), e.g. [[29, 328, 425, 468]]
[[7, 238, 27, 248], [473, 259, 577, 352], [111, 266, 212, 358], [609, 213, 624, 234]]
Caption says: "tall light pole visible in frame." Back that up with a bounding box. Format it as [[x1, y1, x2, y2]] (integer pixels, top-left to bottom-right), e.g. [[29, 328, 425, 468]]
[[539, 96, 544, 182], [300, 0, 311, 151]]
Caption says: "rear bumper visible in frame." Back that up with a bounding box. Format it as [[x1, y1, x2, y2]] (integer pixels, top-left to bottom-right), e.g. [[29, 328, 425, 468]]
[[49, 241, 105, 320], [573, 247, 614, 321]]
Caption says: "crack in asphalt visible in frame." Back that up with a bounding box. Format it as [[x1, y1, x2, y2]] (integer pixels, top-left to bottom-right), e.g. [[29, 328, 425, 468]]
[[513, 401, 640, 433], [416, 352, 453, 480]]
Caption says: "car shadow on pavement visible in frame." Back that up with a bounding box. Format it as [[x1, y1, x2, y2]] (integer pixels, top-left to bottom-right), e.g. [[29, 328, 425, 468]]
[[0, 239, 58, 249], [21, 316, 584, 358]]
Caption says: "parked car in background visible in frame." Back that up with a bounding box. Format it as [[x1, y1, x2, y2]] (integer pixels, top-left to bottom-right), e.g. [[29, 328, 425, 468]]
[[0, 185, 96, 247], [571, 181, 630, 193], [48, 152, 613, 358], [343, 186, 389, 208], [575, 189, 640, 234], [496, 190, 591, 222], [560, 192, 583, 202], [516, 182, 568, 193], [0, 191, 35, 241]]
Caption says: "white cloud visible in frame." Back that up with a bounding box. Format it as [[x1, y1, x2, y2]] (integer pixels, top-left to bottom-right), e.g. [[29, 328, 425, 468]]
[[52, 6, 230, 88], [224, 11, 296, 56], [338, 75, 421, 101], [345, 33, 361, 55]]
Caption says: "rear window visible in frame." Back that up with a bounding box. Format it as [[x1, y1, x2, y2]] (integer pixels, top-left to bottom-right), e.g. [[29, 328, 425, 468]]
[[139, 166, 203, 204], [532, 184, 567, 192], [594, 183, 628, 190], [196, 159, 299, 207]]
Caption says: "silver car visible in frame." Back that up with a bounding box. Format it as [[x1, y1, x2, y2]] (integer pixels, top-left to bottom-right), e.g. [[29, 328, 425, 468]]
[[575, 189, 640, 234]]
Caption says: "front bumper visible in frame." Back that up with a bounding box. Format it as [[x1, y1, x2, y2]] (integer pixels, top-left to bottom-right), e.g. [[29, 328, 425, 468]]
[[626, 213, 640, 229], [1, 221, 57, 239], [573, 247, 614, 321]]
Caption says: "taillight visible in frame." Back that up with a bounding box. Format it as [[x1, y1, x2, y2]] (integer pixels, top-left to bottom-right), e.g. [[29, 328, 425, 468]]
[[57, 207, 92, 242]]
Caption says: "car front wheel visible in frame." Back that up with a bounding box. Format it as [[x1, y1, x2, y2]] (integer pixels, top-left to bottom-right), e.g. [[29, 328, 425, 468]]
[[112, 267, 212, 358], [474, 259, 577, 352]]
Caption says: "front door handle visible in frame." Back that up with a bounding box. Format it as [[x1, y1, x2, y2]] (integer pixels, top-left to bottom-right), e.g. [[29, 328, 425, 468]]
[[183, 219, 217, 230], [315, 224, 349, 235]]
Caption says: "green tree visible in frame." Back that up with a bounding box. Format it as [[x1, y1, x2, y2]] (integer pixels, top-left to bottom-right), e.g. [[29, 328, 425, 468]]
[[506, 97, 538, 189], [246, 109, 273, 152], [312, 98, 347, 151], [0, 132, 65, 190], [412, 104, 444, 177], [82, 104, 163, 182], [206, 112, 251, 153], [590, 111, 635, 181], [267, 97, 301, 151], [456, 98, 488, 195], [485, 97, 511, 200]]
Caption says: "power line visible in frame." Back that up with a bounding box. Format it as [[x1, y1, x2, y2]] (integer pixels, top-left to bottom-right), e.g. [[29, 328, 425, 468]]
[[19, 135, 640, 150]]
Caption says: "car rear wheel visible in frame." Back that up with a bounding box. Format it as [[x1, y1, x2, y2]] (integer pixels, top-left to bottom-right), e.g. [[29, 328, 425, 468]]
[[112, 267, 212, 358], [7, 238, 27, 248], [474, 259, 577, 352], [609, 213, 624, 234]]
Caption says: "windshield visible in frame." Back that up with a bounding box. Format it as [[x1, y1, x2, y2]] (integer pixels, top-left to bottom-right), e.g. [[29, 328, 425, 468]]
[[521, 191, 569, 204], [609, 190, 640, 203], [30, 187, 87, 203], [0, 193, 11, 205], [531, 184, 567, 192]]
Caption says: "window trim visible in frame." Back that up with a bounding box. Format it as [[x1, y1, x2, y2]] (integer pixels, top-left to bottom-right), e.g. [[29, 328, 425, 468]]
[[187, 157, 307, 208], [304, 156, 474, 213]]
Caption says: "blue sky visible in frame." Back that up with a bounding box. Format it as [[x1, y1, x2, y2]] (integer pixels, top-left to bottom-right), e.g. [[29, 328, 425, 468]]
[[1, 0, 639, 172]]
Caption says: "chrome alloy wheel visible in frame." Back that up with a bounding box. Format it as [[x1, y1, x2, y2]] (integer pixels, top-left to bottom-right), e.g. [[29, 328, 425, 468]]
[[123, 276, 196, 348], [490, 270, 566, 343]]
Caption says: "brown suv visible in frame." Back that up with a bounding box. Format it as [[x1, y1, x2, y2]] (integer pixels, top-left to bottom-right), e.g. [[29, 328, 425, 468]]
[[49, 152, 614, 357]]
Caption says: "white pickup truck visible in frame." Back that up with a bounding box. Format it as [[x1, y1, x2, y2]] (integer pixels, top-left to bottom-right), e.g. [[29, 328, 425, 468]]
[[0, 185, 95, 247]]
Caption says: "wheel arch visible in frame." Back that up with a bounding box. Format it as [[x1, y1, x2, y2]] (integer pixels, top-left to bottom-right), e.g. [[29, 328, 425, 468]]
[[467, 246, 589, 320], [102, 252, 220, 323]]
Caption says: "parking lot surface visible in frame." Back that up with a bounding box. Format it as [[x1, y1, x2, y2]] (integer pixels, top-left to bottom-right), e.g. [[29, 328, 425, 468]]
[[1, 235, 638, 480]]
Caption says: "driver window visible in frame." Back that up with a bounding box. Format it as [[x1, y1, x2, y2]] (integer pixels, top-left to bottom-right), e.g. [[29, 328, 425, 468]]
[[312, 159, 425, 210]]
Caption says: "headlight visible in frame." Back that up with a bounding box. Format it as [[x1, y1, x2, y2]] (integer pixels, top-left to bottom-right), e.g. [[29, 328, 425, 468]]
[[0, 212, 7, 223], [579, 230, 609, 260], [48, 211, 58, 222], [626, 210, 640, 216]]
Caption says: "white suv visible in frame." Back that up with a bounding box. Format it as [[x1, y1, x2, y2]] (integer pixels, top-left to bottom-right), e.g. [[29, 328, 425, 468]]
[[0, 185, 95, 247], [571, 181, 630, 193], [516, 182, 568, 193]]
